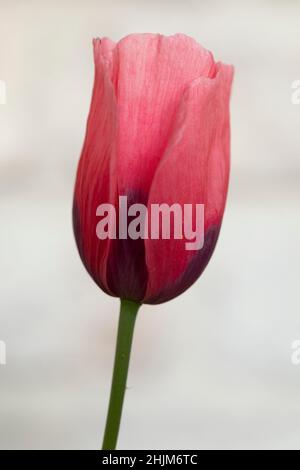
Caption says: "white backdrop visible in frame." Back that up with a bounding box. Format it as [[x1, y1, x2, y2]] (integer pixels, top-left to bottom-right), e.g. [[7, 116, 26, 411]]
[[0, 0, 300, 449]]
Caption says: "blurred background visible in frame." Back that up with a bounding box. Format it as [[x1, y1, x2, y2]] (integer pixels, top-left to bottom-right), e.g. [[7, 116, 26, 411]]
[[0, 0, 300, 450]]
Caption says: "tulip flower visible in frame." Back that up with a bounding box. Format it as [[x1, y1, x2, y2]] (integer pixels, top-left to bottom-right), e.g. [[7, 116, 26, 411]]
[[73, 33, 233, 449]]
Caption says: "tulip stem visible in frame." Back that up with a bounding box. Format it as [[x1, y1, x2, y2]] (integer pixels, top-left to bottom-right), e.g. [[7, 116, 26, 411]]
[[102, 299, 140, 450]]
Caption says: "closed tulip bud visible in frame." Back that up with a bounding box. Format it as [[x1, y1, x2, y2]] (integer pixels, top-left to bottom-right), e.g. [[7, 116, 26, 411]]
[[72, 33, 234, 449], [73, 33, 233, 305]]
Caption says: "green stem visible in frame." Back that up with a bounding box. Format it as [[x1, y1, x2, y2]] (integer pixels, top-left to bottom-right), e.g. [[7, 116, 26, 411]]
[[102, 299, 140, 450]]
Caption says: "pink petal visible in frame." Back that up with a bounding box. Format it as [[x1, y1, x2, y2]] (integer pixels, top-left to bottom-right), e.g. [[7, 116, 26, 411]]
[[73, 42, 118, 294], [144, 63, 234, 303], [94, 37, 116, 76], [110, 33, 216, 198]]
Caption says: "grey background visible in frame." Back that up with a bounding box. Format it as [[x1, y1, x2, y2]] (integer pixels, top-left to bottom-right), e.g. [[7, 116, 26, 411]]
[[0, 0, 300, 449]]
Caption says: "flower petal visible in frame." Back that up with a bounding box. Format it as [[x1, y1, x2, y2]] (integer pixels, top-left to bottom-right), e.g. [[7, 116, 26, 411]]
[[73, 42, 118, 294], [111, 33, 216, 198], [144, 63, 234, 303], [94, 37, 116, 76]]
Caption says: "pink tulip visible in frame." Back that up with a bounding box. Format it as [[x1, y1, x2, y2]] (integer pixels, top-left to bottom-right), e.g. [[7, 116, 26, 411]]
[[73, 33, 233, 304]]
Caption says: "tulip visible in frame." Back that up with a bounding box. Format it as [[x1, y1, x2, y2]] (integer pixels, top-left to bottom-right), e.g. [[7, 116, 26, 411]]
[[73, 33, 233, 450]]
